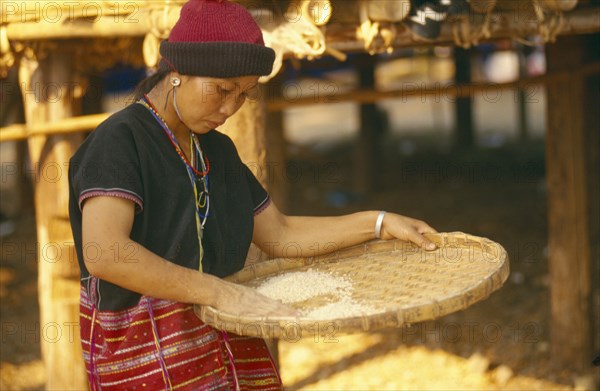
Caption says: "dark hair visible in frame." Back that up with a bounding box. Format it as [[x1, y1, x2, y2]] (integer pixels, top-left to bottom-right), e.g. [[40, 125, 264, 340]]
[[132, 69, 170, 101]]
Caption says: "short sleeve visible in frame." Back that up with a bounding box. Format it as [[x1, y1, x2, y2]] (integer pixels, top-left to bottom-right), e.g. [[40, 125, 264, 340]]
[[69, 120, 144, 213], [241, 163, 271, 216], [216, 132, 271, 216]]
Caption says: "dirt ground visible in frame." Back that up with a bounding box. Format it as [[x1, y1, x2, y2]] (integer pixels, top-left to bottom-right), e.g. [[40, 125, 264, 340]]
[[277, 136, 597, 390], [0, 135, 597, 390]]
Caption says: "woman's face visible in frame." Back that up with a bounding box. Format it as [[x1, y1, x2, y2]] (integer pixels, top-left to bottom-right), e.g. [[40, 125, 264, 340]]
[[174, 74, 260, 133]]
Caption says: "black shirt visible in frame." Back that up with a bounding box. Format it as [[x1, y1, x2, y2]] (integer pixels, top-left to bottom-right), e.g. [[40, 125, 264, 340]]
[[68, 103, 270, 311]]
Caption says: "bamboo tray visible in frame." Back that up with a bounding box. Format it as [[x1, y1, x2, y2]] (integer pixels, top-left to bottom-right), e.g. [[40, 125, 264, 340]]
[[194, 232, 509, 339]]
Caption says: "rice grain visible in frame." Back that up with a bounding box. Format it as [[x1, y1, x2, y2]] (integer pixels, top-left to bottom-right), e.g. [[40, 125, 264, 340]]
[[255, 269, 352, 304], [255, 269, 379, 319]]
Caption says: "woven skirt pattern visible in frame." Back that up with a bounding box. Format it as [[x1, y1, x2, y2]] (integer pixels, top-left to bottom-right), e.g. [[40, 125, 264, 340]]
[[80, 284, 282, 390]]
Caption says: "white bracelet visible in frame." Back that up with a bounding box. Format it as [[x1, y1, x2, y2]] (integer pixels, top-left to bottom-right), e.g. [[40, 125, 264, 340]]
[[374, 211, 386, 239]]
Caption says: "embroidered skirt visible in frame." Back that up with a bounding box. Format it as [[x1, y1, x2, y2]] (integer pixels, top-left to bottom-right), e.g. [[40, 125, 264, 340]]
[[80, 283, 283, 390]]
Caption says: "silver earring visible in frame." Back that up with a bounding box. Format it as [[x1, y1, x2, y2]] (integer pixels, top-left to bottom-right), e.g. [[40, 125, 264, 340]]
[[170, 77, 181, 87]]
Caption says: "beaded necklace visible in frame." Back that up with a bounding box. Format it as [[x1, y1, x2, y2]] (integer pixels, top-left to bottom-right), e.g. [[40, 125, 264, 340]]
[[138, 95, 210, 271]]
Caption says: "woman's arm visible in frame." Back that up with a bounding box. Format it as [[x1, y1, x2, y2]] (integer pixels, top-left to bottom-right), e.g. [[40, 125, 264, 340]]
[[82, 196, 297, 317], [253, 202, 437, 258]]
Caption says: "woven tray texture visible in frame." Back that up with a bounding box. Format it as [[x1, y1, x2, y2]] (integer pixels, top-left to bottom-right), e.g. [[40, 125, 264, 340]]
[[194, 232, 509, 339]]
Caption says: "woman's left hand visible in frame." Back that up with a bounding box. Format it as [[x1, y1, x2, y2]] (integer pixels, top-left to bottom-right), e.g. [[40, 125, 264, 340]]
[[379, 213, 438, 250]]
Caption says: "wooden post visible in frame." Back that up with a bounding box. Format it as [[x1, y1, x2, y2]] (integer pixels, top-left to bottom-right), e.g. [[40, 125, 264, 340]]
[[0, 66, 31, 215], [19, 53, 87, 389], [218, 90, 267, 186], [545, 33, 598, 374], [585, 53, 600, 380], [218, 85, 270, 266], [517, 45, 529, 142], [217, 82, 281, 368], [355, 53, 385, 194], [264, 78, 288, 212], [262, 78, 288, 370], [454, 47, 474, 149]]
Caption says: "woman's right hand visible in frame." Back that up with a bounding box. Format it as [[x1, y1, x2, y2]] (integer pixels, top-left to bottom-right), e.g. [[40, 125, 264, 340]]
[[213, 281, 300, 318]]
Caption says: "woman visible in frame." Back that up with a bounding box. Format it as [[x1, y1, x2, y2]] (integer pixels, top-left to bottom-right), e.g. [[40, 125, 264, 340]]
[[69, 0, 437, 389]]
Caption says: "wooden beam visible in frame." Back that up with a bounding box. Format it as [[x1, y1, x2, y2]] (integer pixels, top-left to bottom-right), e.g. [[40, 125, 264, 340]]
[[266, 61, 600, 111], [545, 33, 598, 373], [0, 113, 109, 142], [2, 62, 599, 144], [327, 7, 600, 51], [5, 6, 181, 40], [5, 6, 600, 46]]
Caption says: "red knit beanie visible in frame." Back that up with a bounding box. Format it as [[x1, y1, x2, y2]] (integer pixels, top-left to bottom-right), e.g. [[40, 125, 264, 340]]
[[160, 0, 275, 78]]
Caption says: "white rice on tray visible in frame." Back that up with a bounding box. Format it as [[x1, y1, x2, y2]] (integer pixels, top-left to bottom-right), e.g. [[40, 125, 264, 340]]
[[255, 269, 379, 319]]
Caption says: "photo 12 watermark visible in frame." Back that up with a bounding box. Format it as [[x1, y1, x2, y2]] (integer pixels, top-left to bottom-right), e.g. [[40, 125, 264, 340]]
[[400, 321, 544, 344], [1, 1, 140, 24], [1, 321, 81, 345]]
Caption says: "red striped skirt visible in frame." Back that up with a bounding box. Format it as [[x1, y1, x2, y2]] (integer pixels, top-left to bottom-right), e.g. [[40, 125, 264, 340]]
[[80, 283, 282, 390]]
